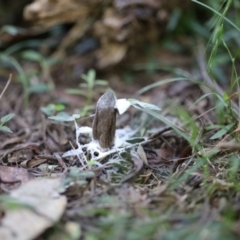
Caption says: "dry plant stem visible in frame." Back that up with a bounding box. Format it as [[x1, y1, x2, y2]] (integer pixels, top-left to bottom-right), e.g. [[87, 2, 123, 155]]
[[92, 90, 117, 149], [196, 42, 239, 116], [148, 127, 172, 140], [54, 153, 68, 173], [0, 74, 12, 100]]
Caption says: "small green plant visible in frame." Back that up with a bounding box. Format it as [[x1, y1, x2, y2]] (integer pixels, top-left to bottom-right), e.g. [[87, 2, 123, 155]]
[[0, 43, 57, 106], [20, 50, 57, 94], [0, 53, 28, 105], [0, 25, 22, 36], [66, 69, 108, 106], [48, 113, 80, 122], [41, 103, 66, 117], [0, 113, 15, 133]]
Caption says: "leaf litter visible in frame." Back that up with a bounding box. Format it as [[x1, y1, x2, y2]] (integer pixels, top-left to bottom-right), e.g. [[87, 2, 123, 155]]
[[0, 78, 237, 240], [0, 68, 239, 240], [0, 178, 67, 240], [0, 74, 236, 239]]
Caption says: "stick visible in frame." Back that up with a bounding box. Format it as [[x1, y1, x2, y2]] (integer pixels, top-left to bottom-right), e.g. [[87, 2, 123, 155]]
[[0, 74, 12, 100]]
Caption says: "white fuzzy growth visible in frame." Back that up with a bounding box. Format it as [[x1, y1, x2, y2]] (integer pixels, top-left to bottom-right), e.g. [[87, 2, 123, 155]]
[[62, 148, 83, 158], [76, 126, 93, 139], [115, 99, 131, 114], [63, 99, 139, 165], [63, 124, 138, 159], [114, 127, 135, 147]]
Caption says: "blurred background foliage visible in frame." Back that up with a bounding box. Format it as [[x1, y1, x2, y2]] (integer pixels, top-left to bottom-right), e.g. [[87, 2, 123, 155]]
[[0, 0, 239, 88]]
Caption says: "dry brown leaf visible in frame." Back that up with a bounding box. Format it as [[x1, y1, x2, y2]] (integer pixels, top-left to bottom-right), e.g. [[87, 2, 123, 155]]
[[8, 148, 33, 163], [0, 166, 34, 191], [137, 144, 149, 166], [0, 143, 40, 163], [20, 158, 47, 168], [0, 177, 67, 240], [23, 0, 191, 68], [96, 43, 127, 69], [118, 185, 149, 207], [24, 0, 91, 27], [114, 0, 161, 9]]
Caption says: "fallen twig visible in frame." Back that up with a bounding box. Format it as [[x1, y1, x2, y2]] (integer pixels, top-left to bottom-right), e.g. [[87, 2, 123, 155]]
[[0, 74, 12, 100]]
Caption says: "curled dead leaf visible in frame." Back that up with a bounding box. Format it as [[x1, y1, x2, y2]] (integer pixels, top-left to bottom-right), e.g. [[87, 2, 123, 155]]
[[20, 158, 47, 168], [0, 166, 34, 191], [96, 43, 127, 69], [0, 178, 67, 240]]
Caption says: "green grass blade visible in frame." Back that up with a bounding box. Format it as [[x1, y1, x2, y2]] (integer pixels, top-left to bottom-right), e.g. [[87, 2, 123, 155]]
[[192, 0, 240, 32]]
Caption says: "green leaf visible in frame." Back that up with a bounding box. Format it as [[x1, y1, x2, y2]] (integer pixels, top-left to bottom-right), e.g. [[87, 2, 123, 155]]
[[0, 126, 13, 133], [128, 99, 161, 111], [1, 25, 19, 35], [27, 83, 52, 93], [210, 124, 234, 140], [95, 80, 108, 85], [81, 74, 88, 82], [66, 89, 87, 96], [205, 124, 223, 130], [137, 77, 188, 95], [1, 113, 15, 123], [45, 57, 59, 66], [192, 0, 240, 32], [48, 113, 80, 122], [69, 167, 95, 179], [0, 54, 11, 63], [87, 69, 96, 88], [136, 107, 190, 142], [41, 106, 52, 116], [0, 195, 30, 210], [21, 50, 43, 62], [40, 104, 65, 116], [54, 104, 65, 112], [79, 83, 88, 88]]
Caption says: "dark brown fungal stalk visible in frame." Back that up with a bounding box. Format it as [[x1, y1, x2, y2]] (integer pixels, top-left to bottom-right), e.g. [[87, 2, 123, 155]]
[[92, 90, 117, 149]]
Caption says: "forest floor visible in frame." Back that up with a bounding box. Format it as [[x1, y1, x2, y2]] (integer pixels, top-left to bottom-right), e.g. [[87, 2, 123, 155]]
[[1, 1, 240, 240]]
